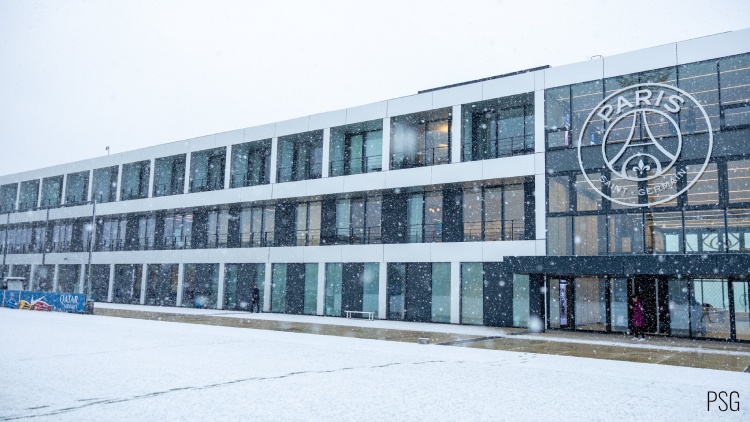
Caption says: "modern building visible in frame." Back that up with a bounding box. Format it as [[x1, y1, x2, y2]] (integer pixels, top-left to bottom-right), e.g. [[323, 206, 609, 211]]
[[1, 29, 749, 341]]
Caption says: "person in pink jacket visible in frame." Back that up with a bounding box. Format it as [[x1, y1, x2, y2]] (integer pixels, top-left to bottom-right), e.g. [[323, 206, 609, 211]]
[[630, 294, 646, 341]]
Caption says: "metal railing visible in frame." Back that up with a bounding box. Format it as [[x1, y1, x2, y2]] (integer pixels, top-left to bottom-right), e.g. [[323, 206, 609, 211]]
[[239, 232, 274, 248], [296, 229, 321, 246], [333, 226, 382, 245], [190, 178, 223, 193], [329, 155, 382, 176], [392, 146, 450, 170], [230, 172, 268, 188], [154, 183, 183, 197], [121, 189, 146, 200], [277, 163, 322, 182], [491, 134, 535, 159]]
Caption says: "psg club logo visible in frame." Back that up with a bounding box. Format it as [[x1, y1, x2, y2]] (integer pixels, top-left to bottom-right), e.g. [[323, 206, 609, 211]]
[[577, 83, 713, 207]]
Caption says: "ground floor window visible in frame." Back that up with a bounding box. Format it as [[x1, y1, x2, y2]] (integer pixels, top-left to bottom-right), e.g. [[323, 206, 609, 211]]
[[224, 263, 264, 311]]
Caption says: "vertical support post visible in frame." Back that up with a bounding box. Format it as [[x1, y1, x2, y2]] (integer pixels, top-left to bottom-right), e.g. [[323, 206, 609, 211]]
[[140, 263, 147, 305], [115, 164, 123, 202], [36, 178, 43, 209], [26, 264, 32, 290], [86, 169, 94, 202], [60, 174, 68, 205], [534, 88, 546, 256], [381, 118, 391, 172], [184, 152, 192, 194], [14, 182, 21, 211], [217, 262, 226, 310], [176, 263, 184, 306], [78, 263, 86, 294], [321, 128, 331, 178], [147, 158, 156, 198], [450, 261, 460, 324], [223, 148, 232, 190], [52, 264, 59, 292], [107, 264, 115, 302], [728, 278, 737, 341], [451, 105, 461, 164], [269, 137, 278, 184], [263, 262, 272, 312], [317, 262, 325, 315], [378, 261, 387, 319]]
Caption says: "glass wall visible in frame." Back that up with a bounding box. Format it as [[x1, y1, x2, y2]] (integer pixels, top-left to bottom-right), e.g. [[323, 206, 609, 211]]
[[271, 264, 287, 313], [57, 264, 80, 293], [334, 196, 382, 244], [460, 263, 483, 325], [224, 263, 265, 311], [296, 201, 321, 246], [33, 264, 55, 292], [230, 140, 271, 188], [182, 264, 220, 308], [574, 277, 607, 331], [0, 183, 16, 212], [113, 264, 142, 304], [277, 130, 323, 183], [512, 274, 529, 327], [121, 160, 150, 200], [146, 264, 178, 306], [92, 166, 118, 203], [153, 154, 186, 197], [85, 264, 111, 302], [325, 263, 343, 316], [391, 108, 451, 170], [462, 93, 534, 161], [18, 180, 39, 211], [330, 120, 383, 176], [610, 278, 629, 333], [11, 265, 31, 290], [303, 264, 318, 315], [735, 280, 749, 341], [362, 263, 379, 317], [65, 171, 89, 205], [239, 205, 274, 247], [40, 176, 63, 208], [190, 148, 226, 193], [431, 263, 451, 323]]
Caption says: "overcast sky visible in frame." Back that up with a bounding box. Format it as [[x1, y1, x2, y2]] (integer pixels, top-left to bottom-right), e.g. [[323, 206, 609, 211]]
[[1, 0, 749, 176]]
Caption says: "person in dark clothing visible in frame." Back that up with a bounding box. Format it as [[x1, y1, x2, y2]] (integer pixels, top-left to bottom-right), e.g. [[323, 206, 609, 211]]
[[629, 294, 645, 341], [251, 283, 261, 313]]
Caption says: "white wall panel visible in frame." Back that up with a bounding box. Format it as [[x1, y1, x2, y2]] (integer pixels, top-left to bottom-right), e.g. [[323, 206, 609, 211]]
[[677, 28, 750, 64], [269, 246, 305, 263], [384, 166, 432, 189], [482, 154, 535, 180], [603, 43, 676, 78], [341, 172, 386, 194], [387, 93, 433, 117], [341, 244, 383, 263], [544, 59, 603, 89], [272, 180, 307, 200], [432, 82, 482, 109], [383, 243, 431, 262], [482, 72, 535, 100], [244, 123, 276, 142], [430, 242, 482, 262], [275, 116, 310, 138], [309, 109, 346, 131], [214, 129, 244, 148], [303, 246, 342, 263], [345, 101, 387, 125], [431, 161, 482, 185]]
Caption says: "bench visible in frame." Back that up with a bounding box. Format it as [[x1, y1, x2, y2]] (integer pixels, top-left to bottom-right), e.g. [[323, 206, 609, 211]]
[[345, 310, 374, 321]]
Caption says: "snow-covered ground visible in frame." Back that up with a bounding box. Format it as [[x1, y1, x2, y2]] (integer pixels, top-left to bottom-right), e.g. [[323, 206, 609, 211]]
[[1, 308, 747, 421]]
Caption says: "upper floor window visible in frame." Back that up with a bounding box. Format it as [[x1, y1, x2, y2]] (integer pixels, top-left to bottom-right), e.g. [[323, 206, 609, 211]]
[[65, 171, 89, 205], [330, 120, 383, 177], [296, 200, 321, 246], [277, 130, 323, 183], [230, 140, 271, 188], [121, 161, 150, 200], [18, 180, 39, 211], [92, 166, 118, 203], [407, 190, 443, 243], [190, 147, 226, 193], [239, 205, 275, 247], [462, 93, 534, 161], [40, 176, 63, 208], [334, 195, 382, 244], [0, 183, 17, 212], [154, 154, 186, 197], [391, 108, 451, 170], [463, 183, 527, 242]]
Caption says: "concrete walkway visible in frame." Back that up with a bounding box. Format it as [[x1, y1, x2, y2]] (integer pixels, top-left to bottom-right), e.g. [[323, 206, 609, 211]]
[[94, 303, 750, 373]]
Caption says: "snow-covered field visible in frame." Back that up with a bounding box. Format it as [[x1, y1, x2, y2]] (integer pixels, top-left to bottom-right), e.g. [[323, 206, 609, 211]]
[[1, 308, 747, 421]]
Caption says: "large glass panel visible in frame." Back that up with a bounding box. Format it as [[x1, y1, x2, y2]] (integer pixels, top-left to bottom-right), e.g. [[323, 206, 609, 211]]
[[646, 168, 679, 208], [727, 159, 750, 203], [0, 183, 17, 212], [424, 191, 442, 243], [463, 187, 483, 241], [64, 171, 89, 205], [575, 173, 602, 211], [678, 59, 719, 133], [609, 178, 640, 209], [461, 263, 483, 325], [391, 109, 451, 169], [57, 264, 80, 293], [113, 264, 141, 304], [325, 263, 343, 316], [366, 196, 382, 244], [146, 264, 178, 306], [362, 263, 379, 317], [431, 263, 450, 323], [547, 216, 572, 256], [304, 264, 318, 315], [271, 264, 287, 313], [610, 278, 629, 332], [719, 54, 750, 128], [230, 140, 271, 188], [574, 215, 603, 256], [223, 263, 264, 311], [182, 264, 219, 309], [190, 148, 225, 192], [504, 184, 525, 240], [548, 176, 570, 213], [85, 264, 111, 302], [668, 278, 691, 337], [574, 277, 606, 331], [153, 154, 186, 197], [691, 279, 731, 340], [40, 176, 63, 208], [33, 265, 55, 292], [92, 166, 118, 203], [121, 161, 150, 200], [684, 209, 725, 253], [335, 199, 351, 243], [571, 81, 604, 146], [545, 86, 571, 149], [407, 193, 423, 243], [10, 265, 31, 290], [465, 94, 535, 161], [387, 263, 406, 320], [18, 180, 39, 211], [645, 211, 683, 253], [277, 131, 323, 182], [685, 163, 719, 206], [726, 209, 750, 252], [484, 187, 503, 241], [512, 274, 529, 328], [735, 280, 750, 341], [608, 213, 644, 254]]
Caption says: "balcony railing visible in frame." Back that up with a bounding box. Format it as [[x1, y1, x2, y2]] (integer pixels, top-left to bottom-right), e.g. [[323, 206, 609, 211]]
[[190, 178, 223, 193], [392, 146, 450, 170], [239, 232, 275, 248], [230, 172, 268, 188], [296, 229, 321, 246], [329, 155, 382, 176], [333, 226, 382, 245]]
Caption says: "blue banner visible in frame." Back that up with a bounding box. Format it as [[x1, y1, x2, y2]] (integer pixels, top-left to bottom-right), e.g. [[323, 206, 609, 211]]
[[1, 290, 87, 313]]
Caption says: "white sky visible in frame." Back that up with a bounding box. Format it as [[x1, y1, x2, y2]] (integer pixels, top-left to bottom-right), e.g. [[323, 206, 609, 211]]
[[1, 0, 749, 176]]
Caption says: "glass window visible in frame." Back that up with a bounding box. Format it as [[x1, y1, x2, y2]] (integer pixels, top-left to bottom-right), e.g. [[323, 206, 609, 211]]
[[575, 173, 602, 211], [271, 264, 287, 313], [571, 81, 604, 146], [424, 192, 443, 243], [330, 120, 383, 176], [545, 86, 571, 149], [678, 59, 719, 133], [33, 264, 55, 292], [691, 278, 731, 340], [574, 215, 603, 256], [574, 277, 606, 331], [304, 264, 318, 315], [735, 280, 750, 341], [325, 263, 342, 316], [503, 184, 525, 241], [113, 264, 142, 304], [64, 171, 89, 205], [609, 178, 640, 209], [645, 211, 683, 253], [719, 54, 750, 128], [92, 166, 118, 203], [547, 216, 572, 256], [461, 263, 483, 325], [685, 163, 719, 206], [40, 176, 63, 208], [366, 196, 382, 244], [646, 168, 679, 208], [277, 131, 324, 183], [463, 187, 483, 242], [407, 193, 423, 243], [0, 183, 17, 212], [223, 263, 264, 311], [18, 180, 39, 211], [668, 278, 691, 337], [154, 154, 186, 197], [548, 176, 570, 213], [727, 159, 750, 203], [484, 187, 503, 241], [190, 148, 226, 193], [512, 274, 529, 328], [726, 209, 750, 252], [121, 161, 150, 200], [295, 201, 321, 246], [610, 278, 629, 332], [608, 213, 644, 254], [387, 263, 406, 320], [230, 140, 271, 188], [146, 264, 178, 306], [362, 263, 379, 317], [391, 109, 451, 169], [463, 93, 534, 161], [684, 209, 726, 253], [431, 263, 451, 323]]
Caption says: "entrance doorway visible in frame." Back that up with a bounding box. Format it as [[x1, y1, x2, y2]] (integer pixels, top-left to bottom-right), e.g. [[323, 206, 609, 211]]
[[629, 276, 670, 335], [546, 277, 573, 329]]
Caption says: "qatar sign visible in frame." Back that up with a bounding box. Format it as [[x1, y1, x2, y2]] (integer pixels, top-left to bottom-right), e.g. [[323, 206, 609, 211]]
[[577, 83, 713, 207]]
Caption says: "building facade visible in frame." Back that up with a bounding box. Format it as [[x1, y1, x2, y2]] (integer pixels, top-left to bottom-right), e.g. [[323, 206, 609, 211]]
[[1, 29, 749, 341]]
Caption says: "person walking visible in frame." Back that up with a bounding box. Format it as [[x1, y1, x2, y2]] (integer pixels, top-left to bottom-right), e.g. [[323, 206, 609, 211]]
[[630, 294, 645, 341], [251, 283, 261, 313]]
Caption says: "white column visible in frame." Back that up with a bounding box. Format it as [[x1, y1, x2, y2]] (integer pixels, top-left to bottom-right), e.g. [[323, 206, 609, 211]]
[[223, 148, 232, 189], [23, 265, 29, 290], [534, 89, 547, 255], [107, 264, 115, 302], [217, 262, 226, 310], [86, 170, 94, 202], [451, 105, 462, 164], [378, 261, 387, 319], [450, 261, 461, 324], [184, 152, 192, 194], [115, 164, 123, 202], [35, 179, 43, 209], [140, 263, 147, 304], [263, 262, 272, 312], [176, 263, 184, 306], [269, 137, 278, 184], [52, 264, 59, 292], [535, 174, 546, 252], [78, 264, 86, 294], [321, 128, 331, 178], [534, 89, 545, 154], [381, 118, 390, 172], [316, 262, 325, 315], [14, 183, 21, 211], [60, 175, 68, 205], [147, 158, 156, 198]]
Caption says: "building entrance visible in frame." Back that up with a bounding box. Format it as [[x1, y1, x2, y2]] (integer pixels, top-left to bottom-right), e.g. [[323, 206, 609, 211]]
[[628, 276, 670, 335]]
